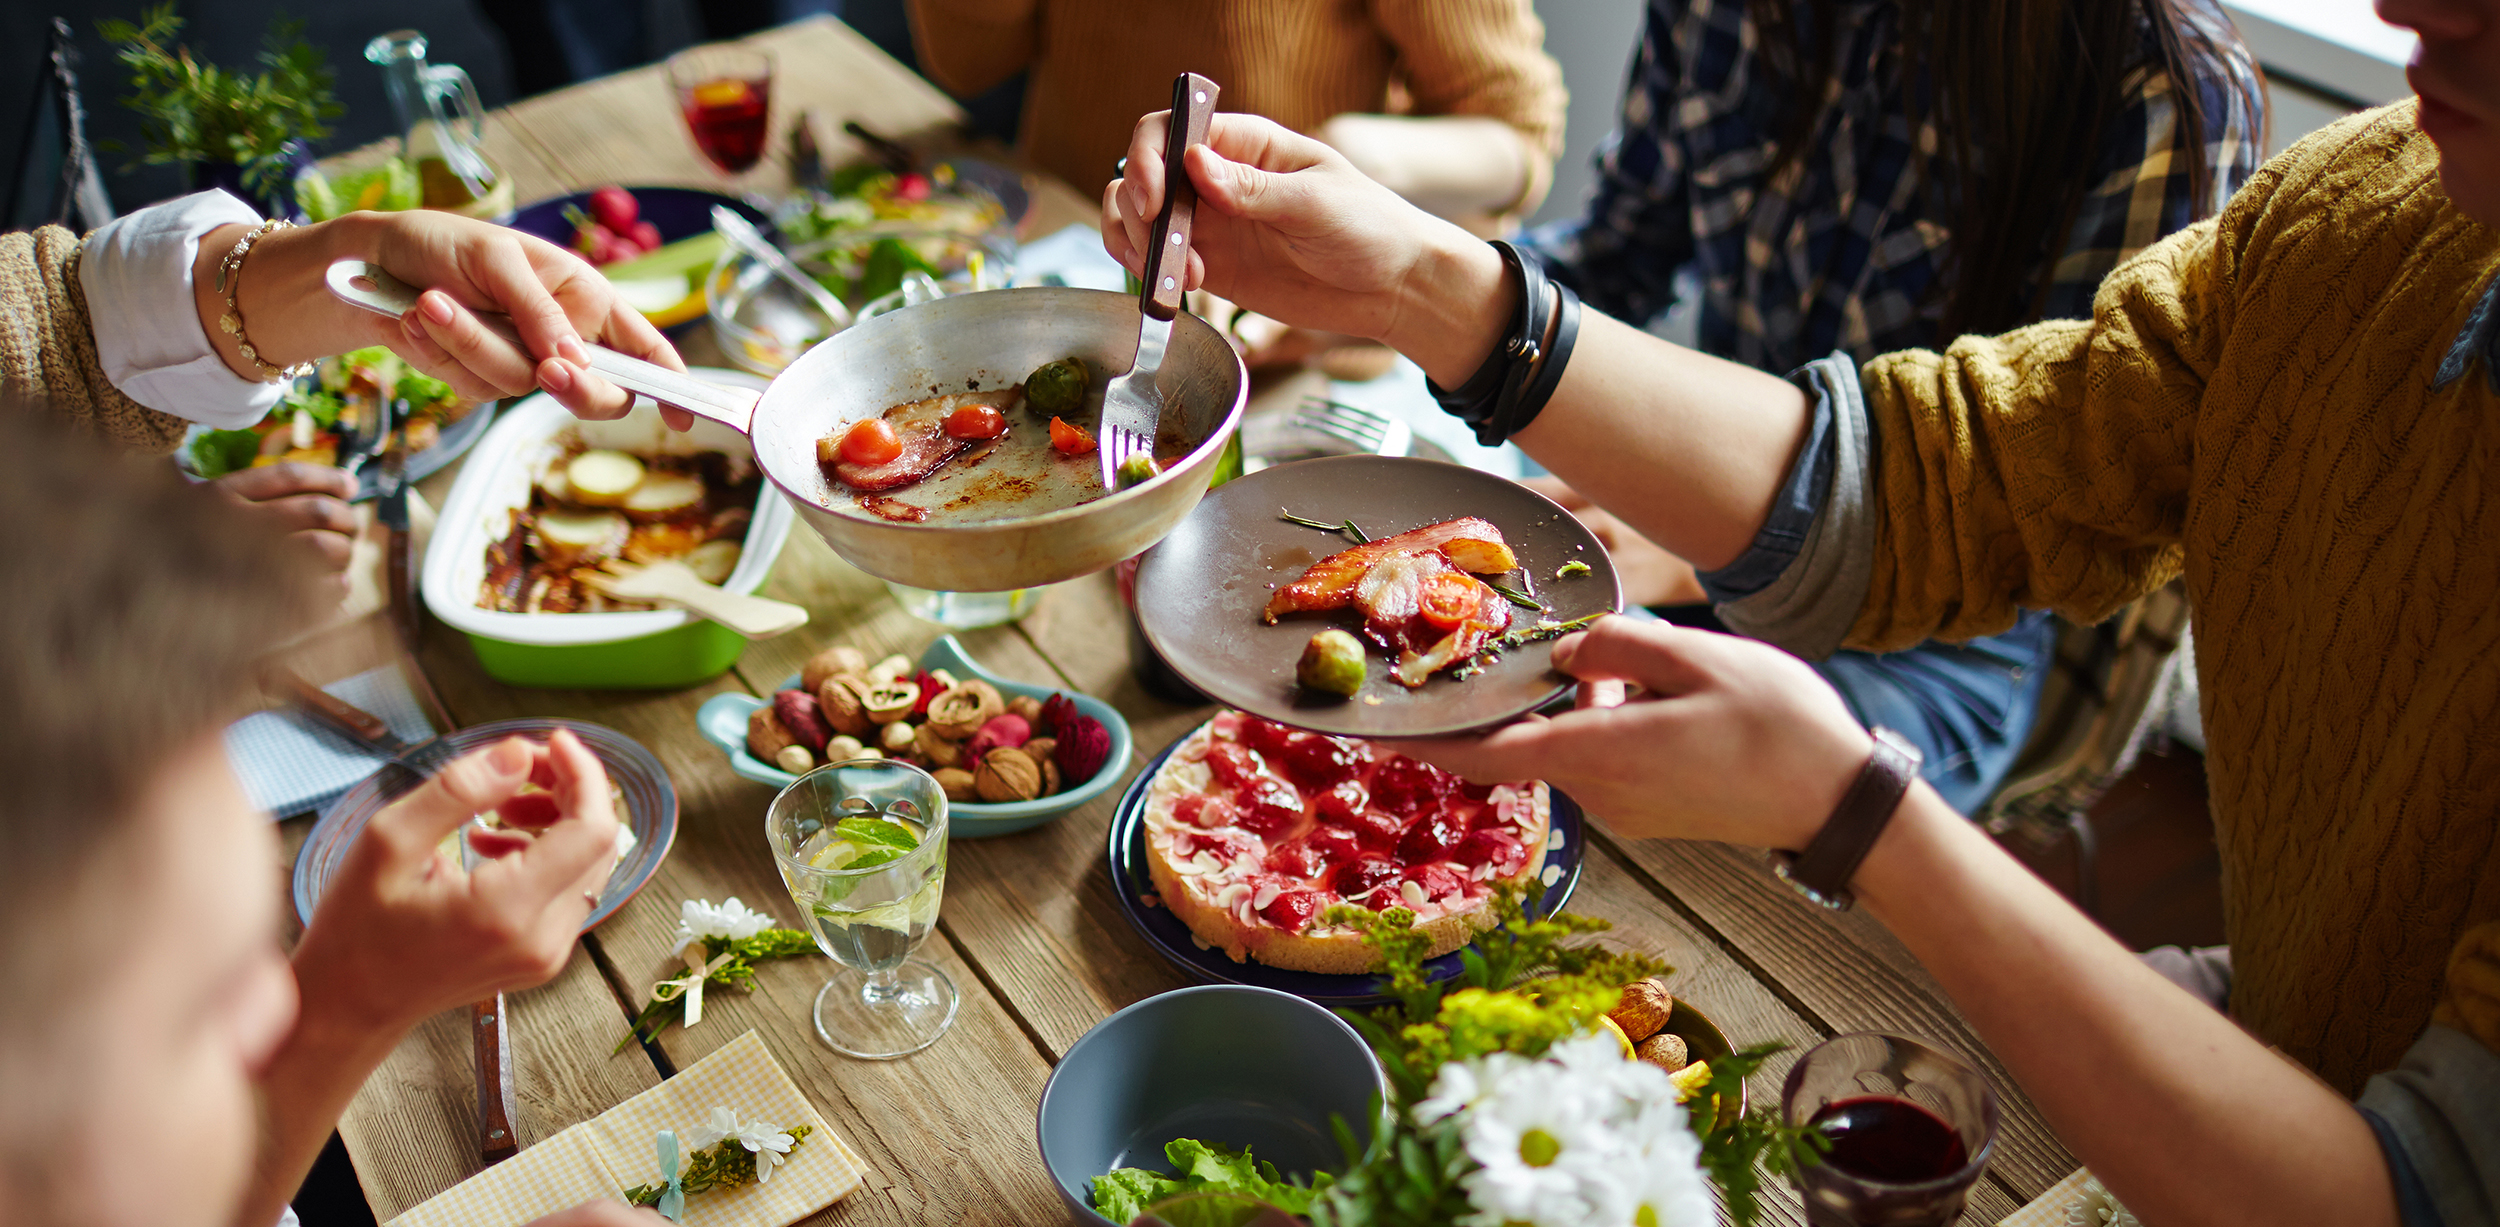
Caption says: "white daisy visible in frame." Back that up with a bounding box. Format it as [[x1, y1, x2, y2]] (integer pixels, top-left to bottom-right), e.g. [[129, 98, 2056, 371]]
[[670, 897, 776, 954]]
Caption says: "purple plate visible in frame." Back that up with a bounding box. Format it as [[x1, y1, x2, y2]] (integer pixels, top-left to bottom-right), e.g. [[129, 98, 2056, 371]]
[[290, 718, 677, 930]]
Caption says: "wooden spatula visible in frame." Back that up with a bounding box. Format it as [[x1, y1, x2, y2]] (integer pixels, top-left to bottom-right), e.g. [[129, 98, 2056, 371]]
[[581, 560, 809, 639]]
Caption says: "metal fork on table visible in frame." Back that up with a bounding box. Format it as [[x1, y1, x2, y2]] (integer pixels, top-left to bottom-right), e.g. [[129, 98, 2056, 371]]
[[1290, 396, 1411, 457], [1100, 71, 1220, 490]]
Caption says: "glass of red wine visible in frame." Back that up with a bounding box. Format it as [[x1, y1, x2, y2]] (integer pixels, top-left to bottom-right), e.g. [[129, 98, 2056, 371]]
[[664, 45, 774, 178], [1781, 1032, 2001, 1226]]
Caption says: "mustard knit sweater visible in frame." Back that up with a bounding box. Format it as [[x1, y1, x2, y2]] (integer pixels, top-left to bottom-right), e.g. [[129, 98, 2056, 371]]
[[1853, 104, 2500, 1094], [0, 226, 187, 454], [904, 0, 1565, 210]]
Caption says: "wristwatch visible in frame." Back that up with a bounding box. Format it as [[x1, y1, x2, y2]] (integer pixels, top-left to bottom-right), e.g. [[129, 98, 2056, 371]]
[[1768, 727, 1922, 911]]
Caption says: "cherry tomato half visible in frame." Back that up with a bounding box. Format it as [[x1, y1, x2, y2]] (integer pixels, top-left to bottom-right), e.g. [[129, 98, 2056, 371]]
[[1049, 416, 1097, 456], [1417, 571, 1482, 629], [839, 418, 902, 466], [943, 403, 1007, 440]]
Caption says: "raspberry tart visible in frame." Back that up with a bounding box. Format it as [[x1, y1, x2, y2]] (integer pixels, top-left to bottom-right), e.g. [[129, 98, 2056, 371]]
[[1141, 711, 1551, 974]]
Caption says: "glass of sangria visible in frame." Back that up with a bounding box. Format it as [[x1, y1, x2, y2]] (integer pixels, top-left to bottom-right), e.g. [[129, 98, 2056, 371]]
[[766, 757, 957, 1059], [665, 45, 774, 178], [1780, 1031, 2001, 1226]]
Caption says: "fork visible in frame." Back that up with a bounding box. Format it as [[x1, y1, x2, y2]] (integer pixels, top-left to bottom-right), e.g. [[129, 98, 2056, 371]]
[[1291, 396, 1412, 456], [1100, 72, 1220, 491]]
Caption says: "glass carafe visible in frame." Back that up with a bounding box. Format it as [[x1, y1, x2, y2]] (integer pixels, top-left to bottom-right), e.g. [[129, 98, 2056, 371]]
[[363, 31, 496, 209]]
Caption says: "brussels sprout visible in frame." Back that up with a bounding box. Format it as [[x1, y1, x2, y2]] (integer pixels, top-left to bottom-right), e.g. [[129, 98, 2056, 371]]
[[1117, 453, 1161, 486], [1297, 629, 1368, 698], [1026, 357, 1091, 417]]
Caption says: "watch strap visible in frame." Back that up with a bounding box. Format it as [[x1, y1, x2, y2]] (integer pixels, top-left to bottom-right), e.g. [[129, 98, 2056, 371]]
[[1771, 729, 1920, 910]]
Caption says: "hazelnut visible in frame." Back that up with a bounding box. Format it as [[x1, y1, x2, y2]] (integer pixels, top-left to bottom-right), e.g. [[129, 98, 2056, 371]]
[[865, 653, 912, 683], [933, 766, 978, 802], [746, 706, 801, 762], [774, 744, 815, 774], [824, 735, 867, 762], [974, 746, 1043, 802], [1635, 1031, 1690, 1072], [817, 675, 873, 736], [1022, 736, 1056, 767], [925, 681, 1004, 739], [1040, 756, 1061, 795], [879, 720, 917, 751], [852, 746, 885, 760], [862, 681, 920, 724], [800, 645, 869, 694], [1608, 979, 1675, 1043], [1007, 694, 1045, 725], [914, 722, 964, 768]]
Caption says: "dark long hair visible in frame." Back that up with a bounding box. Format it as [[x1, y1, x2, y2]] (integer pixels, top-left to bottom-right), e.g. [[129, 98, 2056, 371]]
[[1751, 0, 2255, 341]]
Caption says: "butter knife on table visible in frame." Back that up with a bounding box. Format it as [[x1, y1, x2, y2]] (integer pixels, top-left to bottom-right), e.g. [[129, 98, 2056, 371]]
[[273, 655, 519, 1166]]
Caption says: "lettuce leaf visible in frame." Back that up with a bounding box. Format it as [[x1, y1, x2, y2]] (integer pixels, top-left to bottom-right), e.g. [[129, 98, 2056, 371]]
[[1088, 1140, 1324, 1225], [189, 428, 262, 479]]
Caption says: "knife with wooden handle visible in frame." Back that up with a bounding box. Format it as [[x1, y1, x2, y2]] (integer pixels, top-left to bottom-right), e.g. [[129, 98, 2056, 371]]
[[475, 997, 520, 1164]]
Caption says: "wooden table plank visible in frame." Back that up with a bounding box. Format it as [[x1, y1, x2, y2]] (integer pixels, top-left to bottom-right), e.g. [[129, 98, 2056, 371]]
[[1596, 830, 2078, 1204]]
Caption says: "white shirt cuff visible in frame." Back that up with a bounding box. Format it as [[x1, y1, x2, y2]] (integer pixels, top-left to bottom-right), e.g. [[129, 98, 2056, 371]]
[[77, 189, 288, 430]]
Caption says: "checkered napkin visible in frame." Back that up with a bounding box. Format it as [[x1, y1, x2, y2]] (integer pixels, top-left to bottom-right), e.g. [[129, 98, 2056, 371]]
[[1998, 1169, 2118, 1227], [223, 666, 436, 818], [387, 1030, 869, 1227]]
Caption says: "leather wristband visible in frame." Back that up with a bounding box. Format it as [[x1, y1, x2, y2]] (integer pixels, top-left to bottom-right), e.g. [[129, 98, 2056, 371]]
[[1769, 727, 1922, 910], [1427, 240, 1580, 446]]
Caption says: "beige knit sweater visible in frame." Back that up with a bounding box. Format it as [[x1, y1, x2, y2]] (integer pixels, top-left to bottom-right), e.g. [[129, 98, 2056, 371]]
[[0, 225, 188, 454], [1854, 105, 2500, 1094], [905, 0, 1565, 213]]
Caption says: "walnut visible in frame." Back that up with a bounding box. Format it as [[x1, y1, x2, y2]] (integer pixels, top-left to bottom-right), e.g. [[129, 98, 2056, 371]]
[[800, 645, 869, 694], [1039, 755, 1061, 795], [925, 681, 1004, 739], [1635, 1031, 1690, 1072], [913, 722, 964, 768], [933, 767, 978, 802], [862, 681, 920, 724], [816, 675, 873, 736], [1007, 694, 1045, 725], [746, 706, 801, 762], [1608, 979, 1675, 1042], [1022, 737, 1056, 769], [974, 746, 1043, 802]]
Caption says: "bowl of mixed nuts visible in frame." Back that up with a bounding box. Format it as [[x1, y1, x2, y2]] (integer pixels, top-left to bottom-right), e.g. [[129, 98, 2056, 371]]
[[695, 634, 1133, 837]]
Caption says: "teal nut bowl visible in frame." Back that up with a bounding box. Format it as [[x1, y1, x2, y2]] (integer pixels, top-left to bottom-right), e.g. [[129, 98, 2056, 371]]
[[1036, 984, 1388, 1226], [695, 634, 1132, 838]]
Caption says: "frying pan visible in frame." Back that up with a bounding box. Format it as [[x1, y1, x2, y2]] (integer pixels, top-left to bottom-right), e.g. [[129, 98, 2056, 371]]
[[327, 264, 1248, 592]]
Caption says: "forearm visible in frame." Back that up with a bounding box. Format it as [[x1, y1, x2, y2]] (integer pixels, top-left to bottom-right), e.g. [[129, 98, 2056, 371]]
[[1852, 792, 2398, 1227], [1318, 114, 1530, 219], [192, 214, 398, 382], [233, 961, 409, 1227]]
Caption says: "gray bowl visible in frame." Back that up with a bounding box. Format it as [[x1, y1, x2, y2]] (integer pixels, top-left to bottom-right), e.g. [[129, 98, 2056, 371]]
[[1037, 985, 1387, 1225]]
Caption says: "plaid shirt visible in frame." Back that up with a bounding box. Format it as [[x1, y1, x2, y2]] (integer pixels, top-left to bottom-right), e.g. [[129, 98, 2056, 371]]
[[1526, 0, 2266, 374]]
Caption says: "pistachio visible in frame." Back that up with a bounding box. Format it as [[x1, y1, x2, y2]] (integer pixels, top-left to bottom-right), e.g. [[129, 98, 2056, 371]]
[[928, 667, 960, 689], [820, 675, 875, 736], [824, 735, 866, 762], [913, 722, 964, 768], [774, 744, 815, 774], [745, 706, 801, 762], [879, 720, 917, 751], [925, 680, 1004, 739], [933, 766, 979, 802], [800, 645, 870, 694], [862, 681, 920, 724], [974, 746, 1043, 802]]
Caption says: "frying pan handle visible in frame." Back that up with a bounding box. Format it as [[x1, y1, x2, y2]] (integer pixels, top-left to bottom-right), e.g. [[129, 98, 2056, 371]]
[[1140, 73, 1219, 324], [323, 260, 760, 434]]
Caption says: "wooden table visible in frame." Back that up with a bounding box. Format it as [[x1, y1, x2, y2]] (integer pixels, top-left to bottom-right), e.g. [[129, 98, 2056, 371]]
[[303, 18, 2077, 1226]]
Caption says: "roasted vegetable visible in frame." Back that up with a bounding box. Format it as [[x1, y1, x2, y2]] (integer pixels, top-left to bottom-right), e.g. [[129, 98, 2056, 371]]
[[1296, 629, 1367, 697]]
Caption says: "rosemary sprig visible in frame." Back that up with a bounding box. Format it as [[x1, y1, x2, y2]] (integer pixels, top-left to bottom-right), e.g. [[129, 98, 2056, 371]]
[[1280, 511, 1370, 544], [1484, 580, 1544, 611], [623, 1125, 814, 1206], [1448, 611, 1608, 680]]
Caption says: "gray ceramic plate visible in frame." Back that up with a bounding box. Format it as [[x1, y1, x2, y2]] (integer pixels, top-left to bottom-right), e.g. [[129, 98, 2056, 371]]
[[1132, 455, 1622, 738]]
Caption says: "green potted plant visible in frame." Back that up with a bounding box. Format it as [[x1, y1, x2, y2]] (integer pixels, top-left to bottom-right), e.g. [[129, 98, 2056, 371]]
[[97, 4, 342, 218]]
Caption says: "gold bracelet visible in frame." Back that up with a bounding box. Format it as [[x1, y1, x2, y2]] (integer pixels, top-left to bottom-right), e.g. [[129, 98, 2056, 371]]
[[213, 219, 315, 384]]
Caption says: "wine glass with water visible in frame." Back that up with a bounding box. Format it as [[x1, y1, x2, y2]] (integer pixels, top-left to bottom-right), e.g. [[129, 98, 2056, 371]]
[[766, 758, 958, 1058]]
